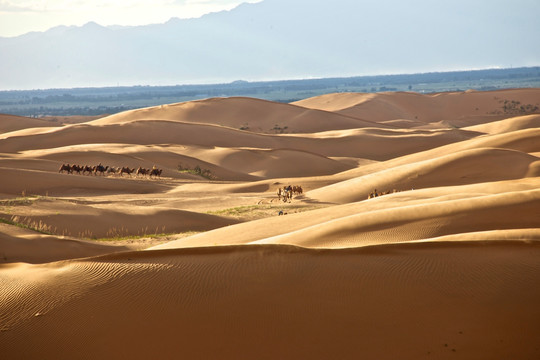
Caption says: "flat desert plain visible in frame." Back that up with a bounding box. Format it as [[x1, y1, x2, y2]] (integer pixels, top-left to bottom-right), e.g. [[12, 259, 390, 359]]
[[1, 89, 540, 359]]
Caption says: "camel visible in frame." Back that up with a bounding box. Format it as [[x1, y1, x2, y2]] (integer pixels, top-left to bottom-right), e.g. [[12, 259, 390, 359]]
[[107, 167, 120, 175], [57, 162, 165, 179], [82, 165, 94, 175], [94, 164, 109, 176], [120, 167, 135, 176], [58, 164, 72, 174], [137, 167, 149, 177], [282, 189, 291, 203], [71, 164, 83, 175], [149, 168, 162, 178]]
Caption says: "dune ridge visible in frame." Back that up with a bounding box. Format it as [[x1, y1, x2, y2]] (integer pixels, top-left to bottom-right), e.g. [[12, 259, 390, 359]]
[[91, 96, 387, 133], [294, 88, 540, 126]]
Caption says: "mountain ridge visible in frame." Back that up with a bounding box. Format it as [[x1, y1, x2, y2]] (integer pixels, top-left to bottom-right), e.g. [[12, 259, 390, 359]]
[[1, 0, 539, 90]]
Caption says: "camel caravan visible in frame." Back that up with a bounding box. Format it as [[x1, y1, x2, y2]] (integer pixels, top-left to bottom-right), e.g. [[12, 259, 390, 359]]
[[277, 185, 303, 202], [367, 188, 401, 199], [58, 163, 163, 178]]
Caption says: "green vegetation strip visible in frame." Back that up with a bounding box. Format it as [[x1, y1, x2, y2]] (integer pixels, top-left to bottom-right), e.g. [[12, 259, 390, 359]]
[[0, 216, 54, 235]]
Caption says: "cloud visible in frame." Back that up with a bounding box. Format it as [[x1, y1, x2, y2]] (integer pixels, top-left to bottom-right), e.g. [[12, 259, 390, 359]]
[[0, 0, 259, 13], [0, 0, 46, 12], [0, 0, 261, 37]]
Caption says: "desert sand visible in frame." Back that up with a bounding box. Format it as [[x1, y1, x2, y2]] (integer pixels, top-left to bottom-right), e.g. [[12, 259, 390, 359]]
[[1, 89, 539, 359]]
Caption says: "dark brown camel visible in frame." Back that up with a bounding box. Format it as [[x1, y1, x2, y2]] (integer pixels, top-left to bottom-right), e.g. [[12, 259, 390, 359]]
[[71, 164, 83, 174], [58, 164, 72, 174], [137, 167, 149, 177], [149, 168, 162, 178], [82, 165, 94, 175], [120, 167, 135, 176], [94, 164, 109, 176]]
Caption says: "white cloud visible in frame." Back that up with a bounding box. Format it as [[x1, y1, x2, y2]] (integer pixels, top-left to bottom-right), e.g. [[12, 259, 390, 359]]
[[0, 0, 261, 37], [0, 0, 256, 12]]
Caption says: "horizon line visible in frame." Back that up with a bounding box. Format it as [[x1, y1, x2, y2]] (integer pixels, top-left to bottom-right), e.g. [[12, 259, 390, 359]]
[[1, 65, 539, 93]]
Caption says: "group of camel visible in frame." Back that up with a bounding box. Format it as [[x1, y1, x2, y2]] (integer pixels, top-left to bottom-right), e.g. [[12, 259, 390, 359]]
[[368, 188, 400, 199], [58, 163, 163, 178], [277, 185, 303, 202]]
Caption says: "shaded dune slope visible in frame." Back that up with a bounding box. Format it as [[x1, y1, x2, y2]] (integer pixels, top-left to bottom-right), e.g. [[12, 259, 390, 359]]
[[0, 197, 240, 239], [0, 114, 59, 134], [1, 242, 540, 360], [0, 223, 129, 264]]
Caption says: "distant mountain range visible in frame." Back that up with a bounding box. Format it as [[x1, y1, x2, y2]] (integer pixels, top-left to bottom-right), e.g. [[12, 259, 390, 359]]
[[1, 0, 539, 90]]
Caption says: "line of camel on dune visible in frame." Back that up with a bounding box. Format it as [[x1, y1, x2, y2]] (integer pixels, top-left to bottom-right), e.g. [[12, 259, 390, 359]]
[[58, 163, 163, 178], [368, 188, 402, 199]]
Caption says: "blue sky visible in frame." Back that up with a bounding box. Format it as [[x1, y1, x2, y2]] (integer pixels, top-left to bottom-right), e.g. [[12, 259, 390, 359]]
[[0, 0, 261, 37]]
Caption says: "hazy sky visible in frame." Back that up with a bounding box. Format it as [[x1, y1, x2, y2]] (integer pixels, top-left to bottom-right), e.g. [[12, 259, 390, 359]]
[[0, 0, 261, 37]]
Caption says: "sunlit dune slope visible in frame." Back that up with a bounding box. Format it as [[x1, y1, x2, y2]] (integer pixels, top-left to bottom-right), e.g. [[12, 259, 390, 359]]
[[307, 146, 540, 204], [465, 114, 540, 134], [327, 124, 540, 189], [152, 178, 540, 249], [0, 119, 479, 157], [90, 96, 384, 133], [293, 88, 540, 127]]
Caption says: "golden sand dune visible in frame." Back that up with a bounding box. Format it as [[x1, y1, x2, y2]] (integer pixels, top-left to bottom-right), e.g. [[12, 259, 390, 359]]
[[1, 88, 539, 359], [152, 178, 540, 249], [465, 113, 540, 134], [0, 196, 239, 239], [0, 222, 129, 264], [294, 88, 540, 126], [307, 147, 540, 204], [0, 118, 479, 160], [1, 243, 540, 359], [91, 96, 384, 133], [0, 114, 59, 134]]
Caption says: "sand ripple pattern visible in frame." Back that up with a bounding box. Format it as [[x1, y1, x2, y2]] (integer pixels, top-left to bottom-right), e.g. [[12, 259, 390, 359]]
[[0, 256, 172, 332], [1, 242, 540, 359]]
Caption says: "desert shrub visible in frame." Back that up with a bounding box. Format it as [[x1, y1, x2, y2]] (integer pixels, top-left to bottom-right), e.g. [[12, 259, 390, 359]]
[[177, 164, 216, 180]]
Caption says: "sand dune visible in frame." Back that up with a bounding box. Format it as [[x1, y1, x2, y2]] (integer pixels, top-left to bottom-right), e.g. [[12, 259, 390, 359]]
[[465, 114, 540, 134], [2, 242, 540, 359], [152, 178, 540, 249], [0, 114, 59, 134], [294, 88, 540, 127], [0, 196, 240, 239], [256, 188, 540, 248], [307, 147, 540, 204], [91, 96, 384, 133], [0, 222, 129, 264], [1, 88, 540, 359]]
